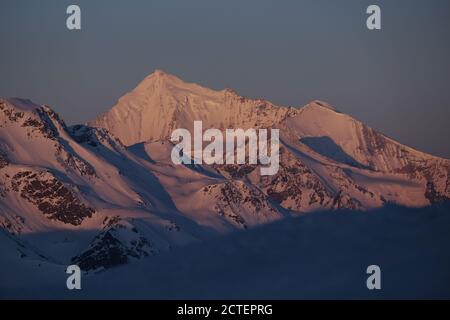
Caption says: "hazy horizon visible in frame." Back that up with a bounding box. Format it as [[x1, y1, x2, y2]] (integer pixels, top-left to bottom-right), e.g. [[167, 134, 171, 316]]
[[1, 0, 450, 158]]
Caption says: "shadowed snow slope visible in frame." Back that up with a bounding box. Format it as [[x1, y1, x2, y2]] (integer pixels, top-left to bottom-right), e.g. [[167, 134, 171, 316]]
[[1, 70, 450, 297], [2, 204, 449, 299]]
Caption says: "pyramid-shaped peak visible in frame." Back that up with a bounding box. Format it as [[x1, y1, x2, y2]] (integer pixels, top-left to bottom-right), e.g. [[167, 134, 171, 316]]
[[142, 69, 182, 83], [132, 71, 177, 94], [133, 69, 219, 98], [306, 100, 341, 113], [0, 97, 41, 113], [153, 69, 167, 76], [149, 69, 178, 79]]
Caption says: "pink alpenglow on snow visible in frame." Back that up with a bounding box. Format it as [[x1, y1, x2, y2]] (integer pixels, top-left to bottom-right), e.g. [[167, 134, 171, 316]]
[[170, 121, 280, 176], [0, 70, 449, 293]]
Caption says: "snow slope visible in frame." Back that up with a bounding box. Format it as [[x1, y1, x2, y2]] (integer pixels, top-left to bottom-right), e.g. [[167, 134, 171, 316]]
[[1, 70, 449, 297], [0, 98, 201, 270], [91, 70, 449, 210], [90, 70, 294, 146], [2, 204, 450, 299]]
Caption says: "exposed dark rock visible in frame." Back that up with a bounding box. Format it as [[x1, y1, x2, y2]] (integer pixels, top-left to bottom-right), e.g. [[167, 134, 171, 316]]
[[362, 125, 387, 158], [165, 220, 181, 232], [0, 215, 26, 235], [259, 149, 333, 211], [425, 181, 449, 203], [332, 191, 363, 210], [222, 164, 257, 179], [55, 145, 96, 177], [22, 110, 58, 140], [203, 180, 277, 229], [0, 103, 24, 122], [71, 221, 154, 271], [69, 124, 124, 149], [0, 150, 8, 169], [11, 170, 94, 225]]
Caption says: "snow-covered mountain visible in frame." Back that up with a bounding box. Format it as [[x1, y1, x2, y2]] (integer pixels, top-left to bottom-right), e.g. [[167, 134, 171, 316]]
[[0, 97, 201, 271], [1, 70, 449, 281], [91, 70, 449, 210], [90, 70, 294, 145]]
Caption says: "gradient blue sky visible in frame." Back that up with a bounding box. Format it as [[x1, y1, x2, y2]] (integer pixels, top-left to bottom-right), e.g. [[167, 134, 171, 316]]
[[1, 0, 449, 158]]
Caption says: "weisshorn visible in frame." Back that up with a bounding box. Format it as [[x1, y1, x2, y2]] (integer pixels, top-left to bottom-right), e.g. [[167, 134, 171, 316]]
[[170, 121, 280, 175]]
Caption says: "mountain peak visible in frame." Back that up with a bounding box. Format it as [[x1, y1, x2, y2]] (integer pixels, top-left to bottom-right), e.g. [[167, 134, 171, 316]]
[[0, 97, 40, 113], [133, 69, 204, 96], [90, 70, 294, 145], [146, 69, 180, 81], [140, 69, 180, 84], [153, 69, 168, 77], [306, 100, 340, 113]]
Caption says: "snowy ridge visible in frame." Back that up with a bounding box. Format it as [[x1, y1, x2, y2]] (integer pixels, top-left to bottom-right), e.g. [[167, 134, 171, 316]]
[[0, 97, 200, 271], [90, 70, 295, 145], [1, 70, 450, 282]]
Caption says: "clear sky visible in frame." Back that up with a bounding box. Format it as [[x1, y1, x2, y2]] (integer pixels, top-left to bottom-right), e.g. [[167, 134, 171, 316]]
[[1, 0, 449, 158]]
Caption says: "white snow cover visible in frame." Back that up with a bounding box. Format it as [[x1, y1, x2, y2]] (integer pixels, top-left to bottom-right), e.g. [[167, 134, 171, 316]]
[[0, 70, 449, 298], [90, 70, 293, 146]]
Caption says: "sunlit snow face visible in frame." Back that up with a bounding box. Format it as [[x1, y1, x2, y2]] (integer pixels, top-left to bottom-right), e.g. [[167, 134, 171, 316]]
[[170, 121, 280, 176]]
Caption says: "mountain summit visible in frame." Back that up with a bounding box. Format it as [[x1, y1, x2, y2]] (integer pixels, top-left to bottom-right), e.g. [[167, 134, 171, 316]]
[[90, 70, 293, 146], [90, 70, 450, 207], [135, 69, 206, 92], [1, 71, 449, 276]]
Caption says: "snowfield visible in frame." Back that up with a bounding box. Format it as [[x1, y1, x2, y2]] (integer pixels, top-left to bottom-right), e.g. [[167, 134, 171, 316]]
[[1, 70, 449, 299], [1, 204, 450, 299]]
